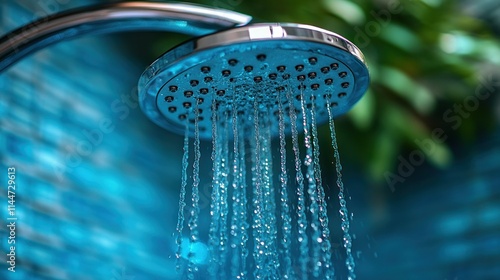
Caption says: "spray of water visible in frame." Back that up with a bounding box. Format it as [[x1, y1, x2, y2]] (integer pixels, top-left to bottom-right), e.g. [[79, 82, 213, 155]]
[[208, 97, 221, 278], [174, 87, 354, 279], [310, 97, 334, 280], [186, 99, 202, 279], [326, 95, 356, 280], [286, 89, 310, 280], [277, 90, 293, 279], [175, 122, 190, 273]]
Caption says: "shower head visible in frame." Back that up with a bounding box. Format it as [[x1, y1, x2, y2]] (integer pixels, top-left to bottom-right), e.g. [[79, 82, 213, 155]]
[[0, 2, 368, 140], [140, 23, 370, 139]]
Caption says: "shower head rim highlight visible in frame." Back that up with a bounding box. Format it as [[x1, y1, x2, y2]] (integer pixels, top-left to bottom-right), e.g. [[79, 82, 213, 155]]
[[139, 22, 370, 139], [193, 23, 367, 66]]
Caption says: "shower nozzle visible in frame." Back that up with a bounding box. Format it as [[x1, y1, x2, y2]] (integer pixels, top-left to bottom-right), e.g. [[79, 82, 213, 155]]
[[139, 23, 370, 139]]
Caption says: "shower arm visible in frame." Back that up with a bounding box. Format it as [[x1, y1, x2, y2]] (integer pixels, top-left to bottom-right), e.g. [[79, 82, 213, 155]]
[[0, 1, 252, 72]]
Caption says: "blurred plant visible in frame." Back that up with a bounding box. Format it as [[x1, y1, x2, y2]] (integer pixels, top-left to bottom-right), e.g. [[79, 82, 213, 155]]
[[147, 0, 500, 183]]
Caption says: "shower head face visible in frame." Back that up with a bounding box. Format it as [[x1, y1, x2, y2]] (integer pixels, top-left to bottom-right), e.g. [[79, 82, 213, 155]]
[[139, 23, 369, 139]]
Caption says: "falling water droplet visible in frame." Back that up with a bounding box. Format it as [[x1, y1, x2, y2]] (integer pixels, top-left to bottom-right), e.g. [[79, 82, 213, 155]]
[[326, 95, 356, 280], [310, 95, 334, 279], [218, 109, 230, 280], [277, 89, 293, 279], [175, 120, 190, 273], [286, 89, 309, 280], [260, 98, 279, 279], [238, 116, 249, 279], [187, 99, 202, 279], [252, 92, 266, 280], [209, 97, 221, 279], [173, 71, 358, 280], [230, 91, 241, 278], [298, 88, 321, 278]]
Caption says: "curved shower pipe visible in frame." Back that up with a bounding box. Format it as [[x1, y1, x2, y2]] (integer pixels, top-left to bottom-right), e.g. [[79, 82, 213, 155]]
[[0, 1, 252, 72]]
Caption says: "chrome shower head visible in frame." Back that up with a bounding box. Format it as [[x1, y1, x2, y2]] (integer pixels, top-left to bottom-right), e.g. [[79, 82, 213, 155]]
[[139, 23, 369, 139], [0, 1, 369, 140]]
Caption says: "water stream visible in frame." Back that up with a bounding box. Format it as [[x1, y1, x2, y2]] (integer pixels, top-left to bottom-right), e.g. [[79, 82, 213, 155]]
[[175, 87, 355, 279]]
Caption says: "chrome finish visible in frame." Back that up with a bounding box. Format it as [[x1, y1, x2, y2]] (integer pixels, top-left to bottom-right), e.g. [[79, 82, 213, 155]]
[[139, 23, 370, 139], [0, 2, 252, 72], [195, 23, 366, 65]]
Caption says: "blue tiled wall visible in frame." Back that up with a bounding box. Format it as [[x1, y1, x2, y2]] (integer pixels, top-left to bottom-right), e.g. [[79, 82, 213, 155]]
[[1, 1, 499, 280], [0, 1, 184, 279], [355, 131, 500, 280]]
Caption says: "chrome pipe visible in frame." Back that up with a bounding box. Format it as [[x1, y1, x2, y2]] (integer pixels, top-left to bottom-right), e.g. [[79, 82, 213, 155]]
[[0, 2, 252, 72]]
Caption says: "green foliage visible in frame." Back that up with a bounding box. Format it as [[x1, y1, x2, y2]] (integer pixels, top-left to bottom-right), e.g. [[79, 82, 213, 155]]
[[156, 0, 499, 181]]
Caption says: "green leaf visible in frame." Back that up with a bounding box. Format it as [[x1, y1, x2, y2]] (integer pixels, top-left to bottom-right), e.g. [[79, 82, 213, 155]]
[[322, 0, 366, 25], [379, 66, 436, 114], [348, 89, 375, 129]]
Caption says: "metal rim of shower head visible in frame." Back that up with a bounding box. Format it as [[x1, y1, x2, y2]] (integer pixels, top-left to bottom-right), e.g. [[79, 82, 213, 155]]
[[139, 23, 370, 139]]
